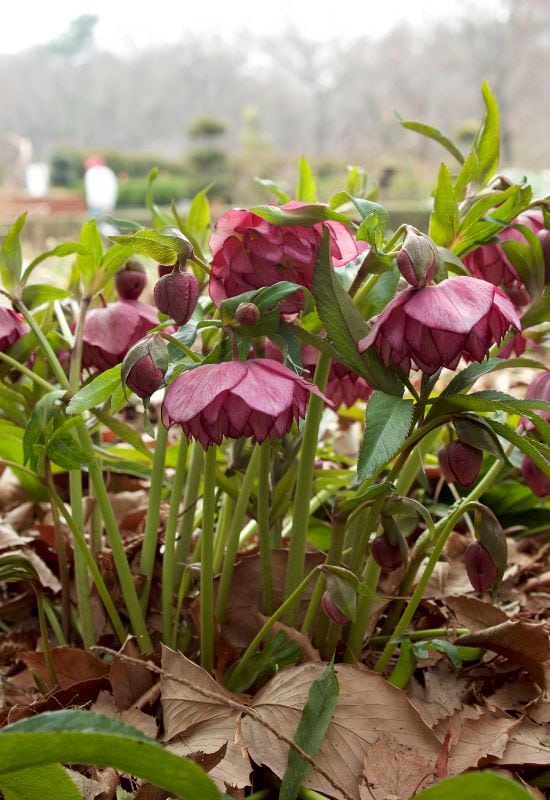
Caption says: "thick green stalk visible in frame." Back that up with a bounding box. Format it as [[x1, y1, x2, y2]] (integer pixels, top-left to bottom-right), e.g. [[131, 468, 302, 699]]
[[68, 471, 96, 647], [77, 425, 152, 652], [140, 422, 169, 611], [344, 556, 381, 662], [375, 455, 506, 675], [175, 441, 204, 578], [42, 597, 68, 646], [35, 589, 57, 690], [213, 494, 236, 575], [161, 436, 188, 647], [225, 568, 320, 692], [200, 446, 218, 673], [301, 512, 346, 642], [14, 301, 71, 390], [49, 487, 127, 643], [283, 352, 331, 624], [45, 463, 71, 641], [215, 446, 261, 624], [369, 627, 469, 646], [257, 440, 273, 614], [0, 351, 55, 392]]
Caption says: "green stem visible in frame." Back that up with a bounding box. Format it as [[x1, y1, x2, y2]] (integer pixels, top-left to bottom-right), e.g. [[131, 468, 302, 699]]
[[213, 494, 235, 575], [283, 351, 331, 624], [45, 463, 71, 641], [161, 435, 188, 647], [375, 454, 506, 675], [216, 446, 261, 624], [42, 597, 68, 646], [257, 440, 273, 615], [140, 422, 169, 611], [200, 446, 218, 673], [344, 556, 381, 662], [49, 487, 127, 644], [35, 589, 57, 690], [0, 351, 55, 392], [302, 512, 346, 641], [175, 441, 204, 580], [225, 568, 321, 692], [14, 301, 71, 390], [369, 627, 470, 646], [77, 424, 152, 652]]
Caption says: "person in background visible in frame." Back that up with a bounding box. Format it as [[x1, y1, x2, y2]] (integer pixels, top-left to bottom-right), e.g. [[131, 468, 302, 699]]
[[84, 155, 118, 230]]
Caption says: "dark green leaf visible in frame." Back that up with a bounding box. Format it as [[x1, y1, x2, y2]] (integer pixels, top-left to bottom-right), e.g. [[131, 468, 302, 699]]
[[441, 358, 546, 396], [488, 420, 550, 475], [0, 213, 26, 292], [279, 663, 339, 800], [0, 711, 220, 800], [453, 415, 507, 459], [46, 421, 90, 471], [0, 764, 81, 800], [296, 156, 318, 203], [429, 163, 459, 247], [398, 116, 464, 164], [339, 482, 396, 515], [21, 285, 71, 308], [66, 365, 122, 415], [358, 393, 414, 480], [472, 81, 500, 185], [413, 771, 533, 800]]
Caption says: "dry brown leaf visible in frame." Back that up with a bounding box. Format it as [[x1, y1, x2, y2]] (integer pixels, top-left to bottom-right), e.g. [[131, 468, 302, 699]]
[[20, 547, 61, 593], [257, 616, 321, 662], [359, 733, 434, 800], [160, 647, 252, 792], [447, 707, 520, 774], [497, 718, 550, 766], [457, 621, 550, 688], [0, 523, 33, 549], [445, 595, 509, 630], [92, 690, 158, 739], [485, 679, 541, 715], [109, 639, 153, 711], [65, 768, 107, 800], [423, 661, 468, 716], [242, 663, 440, 800], [19, 647, 109, 690]]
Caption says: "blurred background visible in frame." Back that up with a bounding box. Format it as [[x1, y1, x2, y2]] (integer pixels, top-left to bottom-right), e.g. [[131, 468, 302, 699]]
[[1, 0, 548, 243]]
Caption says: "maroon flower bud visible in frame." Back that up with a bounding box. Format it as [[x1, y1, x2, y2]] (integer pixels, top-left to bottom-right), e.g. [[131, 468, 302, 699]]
[[115, 258, 147, 300], [122, 334, 168, 399], [235, 302, 260, 326], [465, 541, 498, 593], [321, 591, 349, 626], [521, 455, 550, 498], [158, 264, 173, 278], [371, 531, 405, 572], [438, 442, 482, 487], [153, 271, 200, 325], [397, 226, 439, 288], [536, 228, 550, 284]]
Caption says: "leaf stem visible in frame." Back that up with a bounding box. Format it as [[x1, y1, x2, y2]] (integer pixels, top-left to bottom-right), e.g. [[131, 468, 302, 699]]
[[200, 445, 218, 673], [140, 422, 169, 611], [161, 436, 189, 646]]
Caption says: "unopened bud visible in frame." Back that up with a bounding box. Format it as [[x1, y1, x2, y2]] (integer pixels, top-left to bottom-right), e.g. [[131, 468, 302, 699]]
[[536, 228, 550, 284], [371, 530, 405, 572], [465, 541, 497, 593], [321, 591, 349, 626], [438, 442, 482, 488], [475, 504, 507, 592], [122, 334, 168, 399], [521, 456, 550, 498], [153, 271, 200, 325], [158, 264, 173, 278], [397, 226, 439, 288], [115, 258, 147, 300], [235, 302, 260, 326]]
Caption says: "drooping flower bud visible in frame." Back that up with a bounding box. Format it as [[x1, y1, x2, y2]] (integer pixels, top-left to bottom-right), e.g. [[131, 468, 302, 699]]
[[438, 442, 482, 488], [371, 530, 405, 572], [153, 271, 200, 325], [397, 226, 439, 288], [122, 334, 168, 399], [321, 591, 349, 626], [536, 228, 550, 284], [235, 302, 261, 326], [158, 264, 173, 278], [521, 455, 550, 498], [115, 258, 147, 300], [471, 504, 508, 594], [464, 542, 498, 593]]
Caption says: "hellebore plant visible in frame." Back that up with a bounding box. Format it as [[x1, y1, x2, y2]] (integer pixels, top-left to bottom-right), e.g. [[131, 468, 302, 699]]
[[0, 84, 549, 724]]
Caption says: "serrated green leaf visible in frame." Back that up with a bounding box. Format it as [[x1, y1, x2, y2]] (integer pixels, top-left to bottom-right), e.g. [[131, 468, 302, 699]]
[[0, 764, 81, 800], [0, 711, 220, 800], [459, 184, 520, 237], [441, 357, 546, 396], [21, 285, 71, 308], [455, 184, 533, 257], [398, 116, 464, 164], [414, 771, 532, 800], [358, 392, 414, 480], [250, 203, 350, 227], [185, 185, 212, 255], [46, 420, 90, 470], [0, 213, 26, 292], [453, 415, 506, 459], [110, 228, 191, 265], [429, 163, 459, 246], [296, 156, 318, 203], [488, 420, 550, 475], [91, 244, 137, 293], [472, 81, 500, 185], [66, 365, 122, 415], [74, 220, 104, 291], [255, 177, 291, 204], [279, 663, 339, 800]]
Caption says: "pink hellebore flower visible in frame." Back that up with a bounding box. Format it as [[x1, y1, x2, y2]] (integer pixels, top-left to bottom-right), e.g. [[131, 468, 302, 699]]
[[463, 209, 544, 295], [358, 276, 520, 376], [209, 201, 363, 313], [0, 307, 26, 352], [161, 358, 329, 449], [81, 300, 159, 371]]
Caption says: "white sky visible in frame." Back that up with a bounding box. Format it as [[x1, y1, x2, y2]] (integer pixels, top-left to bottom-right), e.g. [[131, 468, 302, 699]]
[[0, 0, 506, 54]]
